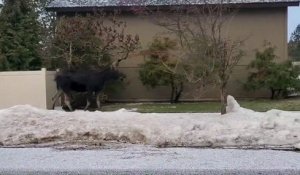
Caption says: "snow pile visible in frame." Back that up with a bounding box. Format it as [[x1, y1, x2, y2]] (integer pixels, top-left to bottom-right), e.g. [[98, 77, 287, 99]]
[[226, 95, 240, 113], [0, 96, 300, 149], [226, 95, 255, 114]]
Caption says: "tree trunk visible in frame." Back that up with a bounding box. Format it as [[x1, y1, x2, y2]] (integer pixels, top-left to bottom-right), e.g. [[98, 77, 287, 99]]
[[174, 82, 184, 103], [276, 89, 282, 99], [67, 42, 73, 71], [170, 81, 175, 103], [270, 88, 275, 100], [220, 83, 227, 115]]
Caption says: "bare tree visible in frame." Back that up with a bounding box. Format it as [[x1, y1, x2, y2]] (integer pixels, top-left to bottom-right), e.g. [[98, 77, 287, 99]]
[[51, 12, 139, 71], [122, 0, 245, 114]]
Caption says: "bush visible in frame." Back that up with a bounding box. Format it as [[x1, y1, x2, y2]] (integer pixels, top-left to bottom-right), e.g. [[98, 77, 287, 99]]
[[245, 44, 300, 99], [139, 37, 184, 103]]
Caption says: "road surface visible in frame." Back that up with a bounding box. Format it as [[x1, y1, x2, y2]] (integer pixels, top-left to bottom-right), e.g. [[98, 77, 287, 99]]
[[1, 145, 300, 175]]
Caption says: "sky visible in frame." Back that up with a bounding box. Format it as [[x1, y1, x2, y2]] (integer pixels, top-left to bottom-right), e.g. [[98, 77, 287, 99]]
[[288, 6, 300, 40]]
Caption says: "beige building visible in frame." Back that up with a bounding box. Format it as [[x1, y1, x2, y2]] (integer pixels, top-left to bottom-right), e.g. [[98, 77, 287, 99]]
[[48, 0, 300, 101]]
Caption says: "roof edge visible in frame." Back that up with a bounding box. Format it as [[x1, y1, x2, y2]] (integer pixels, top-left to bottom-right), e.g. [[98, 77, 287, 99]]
[[46, 2, 300, 12]]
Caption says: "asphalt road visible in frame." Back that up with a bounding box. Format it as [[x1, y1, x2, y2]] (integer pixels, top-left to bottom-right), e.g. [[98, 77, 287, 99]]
[[1, 145, 300, 175]]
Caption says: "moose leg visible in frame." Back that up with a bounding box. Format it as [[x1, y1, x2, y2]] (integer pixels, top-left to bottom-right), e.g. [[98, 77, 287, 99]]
[[84, 100, 91, 111], [84, 92, 92, 111], [64, 93, 73, 111], [96, 92, 101, 110], [52, 90, 63, 109], [52, 89, 63, 101]]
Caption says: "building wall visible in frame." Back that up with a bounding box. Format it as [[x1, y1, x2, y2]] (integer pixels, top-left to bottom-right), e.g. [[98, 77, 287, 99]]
[[58, 7, 288, 101], [108, 7, 288, 101], [0, 69, 57, 109]]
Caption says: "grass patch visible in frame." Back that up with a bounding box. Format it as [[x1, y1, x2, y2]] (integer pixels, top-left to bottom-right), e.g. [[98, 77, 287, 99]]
[[101, 98, 300, 113]]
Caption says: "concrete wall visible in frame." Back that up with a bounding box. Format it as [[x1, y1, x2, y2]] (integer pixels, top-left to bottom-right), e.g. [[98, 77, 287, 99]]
[[0, 68, 57, 109]]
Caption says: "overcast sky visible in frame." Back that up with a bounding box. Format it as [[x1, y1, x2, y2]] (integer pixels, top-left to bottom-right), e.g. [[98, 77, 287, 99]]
[[288, 6, 300, 40]]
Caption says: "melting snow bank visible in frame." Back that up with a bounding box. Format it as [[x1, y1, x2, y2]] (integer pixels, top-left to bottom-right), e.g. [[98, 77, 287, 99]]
[[0, 96, 300, 149]]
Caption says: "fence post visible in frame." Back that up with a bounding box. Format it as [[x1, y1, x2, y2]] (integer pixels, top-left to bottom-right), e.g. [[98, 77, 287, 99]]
[[41, 68, 48, 109]]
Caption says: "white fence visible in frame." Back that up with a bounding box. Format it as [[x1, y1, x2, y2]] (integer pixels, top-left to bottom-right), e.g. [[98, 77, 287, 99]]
[[0, 68, 57, 109]]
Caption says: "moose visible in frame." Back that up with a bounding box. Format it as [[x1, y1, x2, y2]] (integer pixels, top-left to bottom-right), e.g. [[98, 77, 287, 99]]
[[52, 67, 125, 111]]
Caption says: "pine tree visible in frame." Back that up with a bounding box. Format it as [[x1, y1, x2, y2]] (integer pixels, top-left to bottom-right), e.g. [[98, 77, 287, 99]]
[[0, 0, 42, 71], [289, 24, 300, 61]]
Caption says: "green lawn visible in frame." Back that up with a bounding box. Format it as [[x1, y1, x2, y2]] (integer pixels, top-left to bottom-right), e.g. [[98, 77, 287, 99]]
[[101, 98, 300, 113]]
